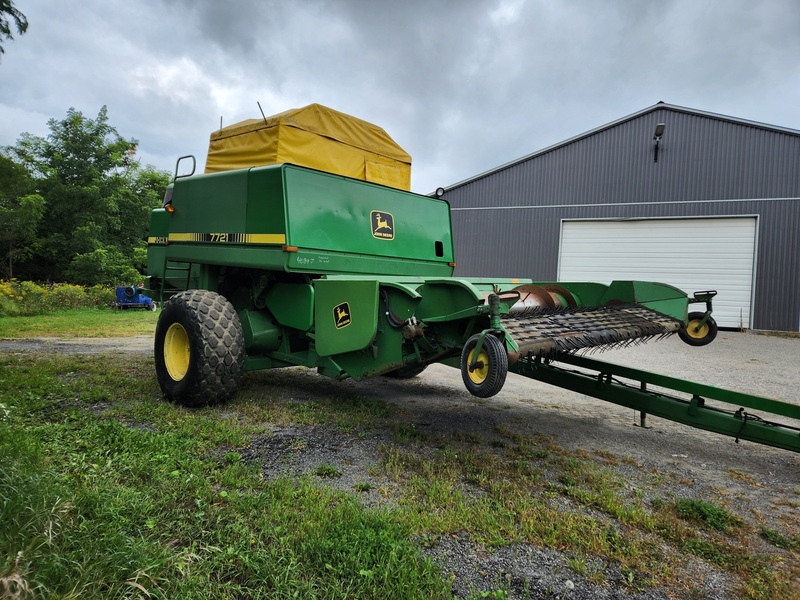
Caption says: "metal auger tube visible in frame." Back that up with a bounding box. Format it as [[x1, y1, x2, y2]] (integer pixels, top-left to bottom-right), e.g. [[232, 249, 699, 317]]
[[504, 284, 579, 316]]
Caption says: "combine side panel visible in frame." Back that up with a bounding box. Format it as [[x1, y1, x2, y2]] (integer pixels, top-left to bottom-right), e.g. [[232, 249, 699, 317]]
[[146, 208, 169, 283], [149, 167, 289, 275], [172, 170, 248, 232], [599, 281, 689, 322], [314, 279, 380, 357]]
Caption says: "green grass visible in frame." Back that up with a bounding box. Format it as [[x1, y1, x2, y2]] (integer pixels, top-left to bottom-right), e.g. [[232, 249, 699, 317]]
[[760, 526, 800, 552], [674, 498, 743, 533], [0, 313, 796, 599], [315, 464, 343, 478], [0, 308, 158, 338], [0, 354, 448, 599]]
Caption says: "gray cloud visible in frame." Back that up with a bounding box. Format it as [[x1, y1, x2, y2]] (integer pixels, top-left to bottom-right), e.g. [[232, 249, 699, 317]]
[[2, 0, 798, 193]]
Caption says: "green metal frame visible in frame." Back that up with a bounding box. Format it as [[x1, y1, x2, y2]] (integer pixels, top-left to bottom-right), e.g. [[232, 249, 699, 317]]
[[468, 292, 516, 372], [511, 352, 800, 453], [688, 290, 717, 330]]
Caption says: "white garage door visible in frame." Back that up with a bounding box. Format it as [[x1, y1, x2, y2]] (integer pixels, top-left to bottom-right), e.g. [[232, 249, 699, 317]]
[[558, 218, 756, 329]]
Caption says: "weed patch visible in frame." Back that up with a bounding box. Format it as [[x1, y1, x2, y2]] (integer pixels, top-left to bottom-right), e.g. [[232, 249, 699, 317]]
[[674, 498, 744, 532], [760, 526, 800, 551]]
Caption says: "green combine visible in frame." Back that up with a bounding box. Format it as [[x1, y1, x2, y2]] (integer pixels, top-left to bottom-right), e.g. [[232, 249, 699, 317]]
[[145, 104, 799, 453]]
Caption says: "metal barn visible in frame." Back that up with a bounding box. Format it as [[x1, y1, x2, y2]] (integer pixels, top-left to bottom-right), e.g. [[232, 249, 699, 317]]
[[440, 102, 800, 332]]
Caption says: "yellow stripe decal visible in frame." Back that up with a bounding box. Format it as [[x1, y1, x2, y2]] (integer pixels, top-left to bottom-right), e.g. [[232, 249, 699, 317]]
[[168, 233, 194, 242], [247, 234, 286, 244], [167, 233, 287, 245]]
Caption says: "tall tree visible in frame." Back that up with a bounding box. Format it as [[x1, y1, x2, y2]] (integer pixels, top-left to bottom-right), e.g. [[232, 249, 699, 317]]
[[7, 106, 170, 284], [0, 154, 44, 278], [0, 0, 27, 56]]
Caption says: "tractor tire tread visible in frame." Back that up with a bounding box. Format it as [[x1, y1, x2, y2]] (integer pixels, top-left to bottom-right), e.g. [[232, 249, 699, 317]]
[[679, 311, 718, 347], [461, 333, 508, 398], [155, 290, 245, 407]]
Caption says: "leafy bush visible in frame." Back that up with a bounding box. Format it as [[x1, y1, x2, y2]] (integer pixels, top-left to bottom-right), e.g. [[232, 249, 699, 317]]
[[0, 280, 118, 316], [0, 285, 20, 316], [85, 285, 115, 307], [47, 284, 86, 310], [67, 248, 143, 287], [0, 280, 47, 316]]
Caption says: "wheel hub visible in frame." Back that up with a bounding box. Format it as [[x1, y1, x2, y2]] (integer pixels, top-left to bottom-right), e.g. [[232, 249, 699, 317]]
[[467, 348, 489, 384], [687, 320, 709, 339], [164, 322, 190, 381]]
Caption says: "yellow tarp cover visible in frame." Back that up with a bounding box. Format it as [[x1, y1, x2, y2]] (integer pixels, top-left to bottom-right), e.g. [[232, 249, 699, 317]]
[[205, 103, 412, 190]]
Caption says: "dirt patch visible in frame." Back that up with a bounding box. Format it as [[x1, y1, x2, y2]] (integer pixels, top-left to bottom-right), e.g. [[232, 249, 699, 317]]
[[240, 424, 397, 509], [0, 336, 152, 355], [5, 331, 800, 598]]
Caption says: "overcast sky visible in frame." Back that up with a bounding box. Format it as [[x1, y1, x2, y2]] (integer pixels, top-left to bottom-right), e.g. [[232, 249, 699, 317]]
[[2, 0, 799, 194]]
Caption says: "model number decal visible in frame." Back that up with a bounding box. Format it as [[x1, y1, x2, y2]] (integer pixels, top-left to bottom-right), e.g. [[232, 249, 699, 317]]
[[167, 233, 287, 244]]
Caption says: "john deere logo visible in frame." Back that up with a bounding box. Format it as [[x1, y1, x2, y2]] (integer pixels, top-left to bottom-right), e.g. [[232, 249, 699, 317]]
[[333, 302, 351, 329], [371, 211, 394, 240]]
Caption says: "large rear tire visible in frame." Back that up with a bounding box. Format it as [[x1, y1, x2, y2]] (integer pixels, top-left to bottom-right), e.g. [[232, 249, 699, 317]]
[[461, 333, 508, 398], [154, 290, 245, 407], [678, 311, 718, 347]]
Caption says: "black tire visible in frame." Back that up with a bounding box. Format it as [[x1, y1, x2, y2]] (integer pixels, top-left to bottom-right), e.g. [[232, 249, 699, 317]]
[[460, 333, 508, 398], [382, 363, 428, 379], [149, 301, 158, 312], [678, 311, 718, 347], [154, 290, 245, 407]]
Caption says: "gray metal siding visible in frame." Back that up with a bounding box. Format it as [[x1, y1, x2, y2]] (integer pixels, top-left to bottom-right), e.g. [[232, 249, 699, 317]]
[[448, 109, 800, 208], [445, 106, 800, 331], [452, 198, 800, 331]]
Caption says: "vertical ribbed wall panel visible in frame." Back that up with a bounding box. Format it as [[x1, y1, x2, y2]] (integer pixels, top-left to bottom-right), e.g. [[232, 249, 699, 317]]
[[446, 106, 800, 331]]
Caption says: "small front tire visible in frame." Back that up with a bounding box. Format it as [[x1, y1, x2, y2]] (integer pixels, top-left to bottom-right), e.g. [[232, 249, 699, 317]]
[[154, 290, 245, 407], [678, 311, 718, 346], [461, 333, 508, 398]]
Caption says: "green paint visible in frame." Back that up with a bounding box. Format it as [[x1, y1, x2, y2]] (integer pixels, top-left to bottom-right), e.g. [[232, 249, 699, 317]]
[[314, 278, 379, 357], [511, 353, 800, 454]]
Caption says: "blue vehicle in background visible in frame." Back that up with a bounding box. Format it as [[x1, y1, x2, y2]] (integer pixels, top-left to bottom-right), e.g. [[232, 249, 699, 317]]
[[115, 285, 158, 311]]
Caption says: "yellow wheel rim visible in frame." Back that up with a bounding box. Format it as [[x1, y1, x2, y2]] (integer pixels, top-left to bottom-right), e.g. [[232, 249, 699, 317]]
[[686, 319, 709, 339], [164, 322, 190, 381], [467, 347, 489, 385]]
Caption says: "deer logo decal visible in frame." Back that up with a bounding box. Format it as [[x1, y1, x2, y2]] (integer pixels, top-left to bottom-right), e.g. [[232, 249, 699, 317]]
[[371, 211, 394, 240], [333, 302, 351, 329]]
